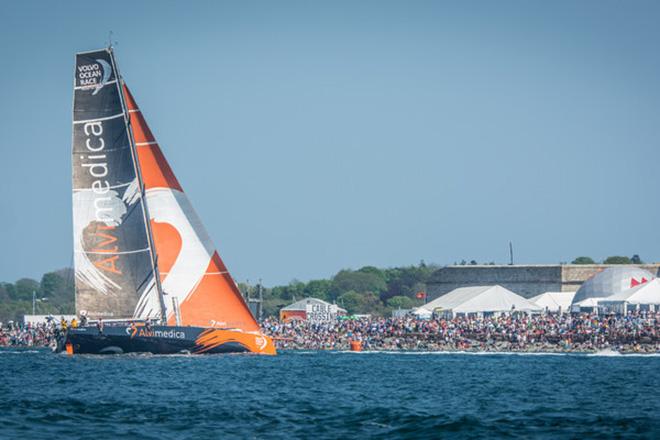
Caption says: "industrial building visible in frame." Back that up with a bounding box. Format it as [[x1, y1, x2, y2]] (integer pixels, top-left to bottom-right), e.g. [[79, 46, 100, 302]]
[[427, 264, 660, 300]]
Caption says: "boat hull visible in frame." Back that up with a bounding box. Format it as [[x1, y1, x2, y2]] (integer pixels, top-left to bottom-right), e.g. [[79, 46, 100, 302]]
[[62, 325, 276, 355]]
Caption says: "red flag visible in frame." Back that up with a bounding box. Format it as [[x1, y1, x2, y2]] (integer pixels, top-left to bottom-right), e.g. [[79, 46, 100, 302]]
[[416, 292, 426, 299]]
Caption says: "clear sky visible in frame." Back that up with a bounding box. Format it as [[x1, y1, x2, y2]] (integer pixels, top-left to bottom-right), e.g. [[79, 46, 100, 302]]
[[1, 1, 659, 286]]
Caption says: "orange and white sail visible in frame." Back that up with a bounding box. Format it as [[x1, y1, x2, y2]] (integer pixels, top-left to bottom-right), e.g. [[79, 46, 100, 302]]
[[123, 85, 259, 332]]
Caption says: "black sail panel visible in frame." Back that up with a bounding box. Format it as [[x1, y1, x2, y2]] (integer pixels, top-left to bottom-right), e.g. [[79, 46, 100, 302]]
[[72, 49, 159, 320]]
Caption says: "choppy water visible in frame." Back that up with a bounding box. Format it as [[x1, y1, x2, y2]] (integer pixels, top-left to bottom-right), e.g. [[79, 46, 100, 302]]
[[1, 349, 659, 439]]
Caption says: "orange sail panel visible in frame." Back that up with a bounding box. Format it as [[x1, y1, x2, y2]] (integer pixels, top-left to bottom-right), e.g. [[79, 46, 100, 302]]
[[123, 85, 259, 332]]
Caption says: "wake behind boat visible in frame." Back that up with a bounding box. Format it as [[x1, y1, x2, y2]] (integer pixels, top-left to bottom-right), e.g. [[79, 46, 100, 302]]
[[63, 47, 275, 355]]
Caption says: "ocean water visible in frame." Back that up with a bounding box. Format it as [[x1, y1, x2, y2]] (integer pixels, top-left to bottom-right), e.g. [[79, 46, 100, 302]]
[[1, 349, 659, 439]]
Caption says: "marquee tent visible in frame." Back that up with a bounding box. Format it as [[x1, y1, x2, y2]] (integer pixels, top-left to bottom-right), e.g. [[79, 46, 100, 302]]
[[411, 307, 433, 319], [421, 285, 542, 316], [529, 292, 576, 313], [600, 278, 660, 306]]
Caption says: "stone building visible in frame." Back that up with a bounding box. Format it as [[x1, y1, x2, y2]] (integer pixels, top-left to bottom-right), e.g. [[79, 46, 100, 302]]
[[427, 264, 660, 300]]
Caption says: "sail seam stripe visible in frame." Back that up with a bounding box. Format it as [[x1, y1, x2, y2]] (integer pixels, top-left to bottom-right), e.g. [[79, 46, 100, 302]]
[[158, 271, 228, 275], [135, 141, 158, 146], [72, 181, 133, 191], [73, 112, 124, 124], [75, 80, 118, 90], [128, 109, 141, 113], [73, 145, 130, 154], [75, 247, 151, 255]]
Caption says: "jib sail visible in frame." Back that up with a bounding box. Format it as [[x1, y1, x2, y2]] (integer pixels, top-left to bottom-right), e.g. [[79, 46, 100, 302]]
[[72, 49, 161, 320], [123, 85, 259, 332]]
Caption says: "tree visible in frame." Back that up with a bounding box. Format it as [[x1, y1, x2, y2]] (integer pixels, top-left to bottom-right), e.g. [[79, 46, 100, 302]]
[[387, 295, 414, 310], [604, 256, 632, 264], [303, 279, 332, 301], [337, 291, 364, 314], [631, 254, 643, 264], [0, 283, 9, 302], [381, 264, 436, 301], [14, 278, 40, 301], [330, 270, 387, 299], [572, 256, 595, 265]]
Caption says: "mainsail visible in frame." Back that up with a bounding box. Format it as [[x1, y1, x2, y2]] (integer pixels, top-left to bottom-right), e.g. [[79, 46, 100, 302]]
[[72, 47, 259, 332], [122, 86, 260, 332], [72, 49, 161, 320]]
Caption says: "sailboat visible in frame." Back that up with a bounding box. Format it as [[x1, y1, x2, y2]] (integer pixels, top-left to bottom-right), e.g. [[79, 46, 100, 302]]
[[64, 47, 275, 355]]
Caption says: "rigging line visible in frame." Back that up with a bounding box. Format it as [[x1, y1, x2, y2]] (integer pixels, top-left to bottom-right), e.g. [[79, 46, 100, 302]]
[[73, 112, 124, 125], [75, 247, 151, 255], [134, 268, 156, 293]]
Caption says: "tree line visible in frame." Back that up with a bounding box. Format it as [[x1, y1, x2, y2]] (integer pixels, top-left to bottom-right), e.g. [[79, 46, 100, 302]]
[[0, 269, 74, 323], [0, 255, 649, 322], [247, 262, 438, 317], [0, 263, 437, 322], [571, 255, 644, 265]]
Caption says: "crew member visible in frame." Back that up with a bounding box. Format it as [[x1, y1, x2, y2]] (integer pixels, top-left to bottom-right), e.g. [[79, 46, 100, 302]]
[[70, 318, 78, 328], [97, 318, 104, 335]]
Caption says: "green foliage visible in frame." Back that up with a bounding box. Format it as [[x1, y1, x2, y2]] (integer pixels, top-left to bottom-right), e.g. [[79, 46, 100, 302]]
[[337, 290, 363, 314], [13, 278, 39, 301], [387, 295, 414, 310], [604, 256, 632, 264], [1, 263, 442, 321], [0, 283, 11, 302], [572, 256, 595, 265], [263, 262, 438, 317], [631, 254, 643, 264], [381, 265, 435, 301], [330, 269, 387, 299], [0, 270, 74, 322]]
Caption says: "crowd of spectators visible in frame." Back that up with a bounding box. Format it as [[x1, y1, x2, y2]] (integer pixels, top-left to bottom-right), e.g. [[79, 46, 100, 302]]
[[261, 311, 660, 353], [0, 321, 58, 348], [2, 312, 659, 354]]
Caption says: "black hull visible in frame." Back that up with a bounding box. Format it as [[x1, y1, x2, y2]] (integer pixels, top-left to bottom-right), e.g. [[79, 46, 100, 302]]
[[62, 325, 256, 355]]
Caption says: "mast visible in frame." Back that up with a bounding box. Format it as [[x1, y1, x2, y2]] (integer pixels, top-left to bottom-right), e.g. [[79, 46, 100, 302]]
[[110, 47, 168, 321]]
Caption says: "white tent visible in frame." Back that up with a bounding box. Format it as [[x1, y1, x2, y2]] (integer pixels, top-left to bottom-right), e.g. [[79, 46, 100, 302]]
[[529, 292, 576, 313], [571, 297, 606, 313], [601, 278, 660, 305], [411, 307, 433, 319], [421, 285, 542, 316]]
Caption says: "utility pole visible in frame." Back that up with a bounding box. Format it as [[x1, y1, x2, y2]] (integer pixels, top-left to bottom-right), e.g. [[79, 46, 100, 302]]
[[32, 291, 36, 315], [258, 278, 263, 321], [509, 241, 514, 265]]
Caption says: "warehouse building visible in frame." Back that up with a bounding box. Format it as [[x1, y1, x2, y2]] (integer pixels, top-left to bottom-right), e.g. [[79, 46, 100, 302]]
[[427, 264, 660, 300]]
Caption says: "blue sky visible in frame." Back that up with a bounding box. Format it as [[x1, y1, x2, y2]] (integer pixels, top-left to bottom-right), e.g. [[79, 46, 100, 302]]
[[1, 1, 659, 285]]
